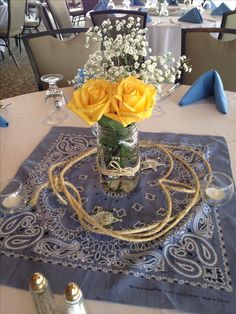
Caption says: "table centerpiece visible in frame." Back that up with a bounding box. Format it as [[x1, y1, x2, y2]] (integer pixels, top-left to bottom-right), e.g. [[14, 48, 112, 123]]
[[67, 17, 191, 193]]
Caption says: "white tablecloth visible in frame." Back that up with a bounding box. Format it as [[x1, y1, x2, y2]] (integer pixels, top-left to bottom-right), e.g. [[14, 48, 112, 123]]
[[85, 7, 221, 59], [0, 85, 236, 313]]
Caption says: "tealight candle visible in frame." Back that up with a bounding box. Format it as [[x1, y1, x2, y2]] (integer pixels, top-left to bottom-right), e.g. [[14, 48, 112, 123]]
[[205, 187, 225, 201], [201, 172, 234, 207], [0, 179, 27, 214], [2, 194, 24, 210]]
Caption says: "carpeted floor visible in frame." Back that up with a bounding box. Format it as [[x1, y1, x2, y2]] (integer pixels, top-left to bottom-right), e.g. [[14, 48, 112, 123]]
[[0, 38, 39, 100]]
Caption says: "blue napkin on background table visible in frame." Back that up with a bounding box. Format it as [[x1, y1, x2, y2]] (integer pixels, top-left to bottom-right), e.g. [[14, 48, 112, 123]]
[[179, 70, 228, 114], [203, 0, 217, 10], [167, 0, 179, 6], [94, 0, 108, 11], [211, 2, 231, 15], [131, 0, 145, 6], [0, 116, 9, 127], [178, 7, 203, 23], [138, 7, 152, 22]]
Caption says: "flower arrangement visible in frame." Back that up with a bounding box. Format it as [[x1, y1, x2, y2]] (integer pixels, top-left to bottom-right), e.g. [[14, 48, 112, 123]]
[[68, 17, 191, 127], [67, 17, 191, 192]]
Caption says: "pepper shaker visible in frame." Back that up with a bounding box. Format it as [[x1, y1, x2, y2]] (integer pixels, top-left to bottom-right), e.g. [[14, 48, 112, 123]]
[[29, 272, 57, 314]]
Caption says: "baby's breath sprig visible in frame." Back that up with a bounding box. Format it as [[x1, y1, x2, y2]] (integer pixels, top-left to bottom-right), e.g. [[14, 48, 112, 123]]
[[75, 17, 191, 89]]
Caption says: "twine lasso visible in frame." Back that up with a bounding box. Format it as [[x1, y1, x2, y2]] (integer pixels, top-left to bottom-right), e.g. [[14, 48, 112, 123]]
[[97, 158, 140, 177], [30, 141, 211, 242]]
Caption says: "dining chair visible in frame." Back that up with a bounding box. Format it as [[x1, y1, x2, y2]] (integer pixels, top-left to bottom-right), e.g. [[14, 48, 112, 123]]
[[0, 0, 26, 66], [90, 9, 147, 38], [180, 28, 236, 92], [44, 0, 74, 29], [65, 0, 85, 25], [81, 0, 99, 15], [24, 0, 41, 33], [35, 1, 56, 31], [219, 10, 236, 40], [22, 28, 101, 90]]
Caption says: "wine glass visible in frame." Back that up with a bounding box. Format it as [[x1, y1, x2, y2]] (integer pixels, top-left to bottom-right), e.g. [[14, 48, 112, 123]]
[[41, 74, 68, 125]]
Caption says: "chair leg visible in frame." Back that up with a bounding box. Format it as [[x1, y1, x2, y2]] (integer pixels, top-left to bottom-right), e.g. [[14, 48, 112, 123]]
[[1, 50, 4, 59], [4, 39, 19, 67]]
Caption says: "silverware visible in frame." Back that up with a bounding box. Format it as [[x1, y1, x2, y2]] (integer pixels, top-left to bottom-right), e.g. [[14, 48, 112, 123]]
[[0, 103, 11, 109]]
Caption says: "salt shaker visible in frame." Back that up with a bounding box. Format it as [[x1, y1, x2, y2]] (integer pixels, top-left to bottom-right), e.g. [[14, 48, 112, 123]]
[[64, 282, 87, 314], [29, 272, 57, 314]]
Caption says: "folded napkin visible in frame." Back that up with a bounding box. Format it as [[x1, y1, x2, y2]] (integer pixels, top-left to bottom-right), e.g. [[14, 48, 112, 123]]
[[167, 0, 179, 6], [203, 0, 217, 10], [178, 7, 203, 23], [137, 7, 152, 22], [131, 0, 145, 6], [0, 116, 9, 127], [94, 0, 108, 11], [211, 2, 231, 15], [179, 70, 228, 114]]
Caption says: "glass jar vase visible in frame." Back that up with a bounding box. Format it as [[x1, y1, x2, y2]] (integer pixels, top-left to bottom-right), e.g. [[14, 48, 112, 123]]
[[97, 122, 140, 193]]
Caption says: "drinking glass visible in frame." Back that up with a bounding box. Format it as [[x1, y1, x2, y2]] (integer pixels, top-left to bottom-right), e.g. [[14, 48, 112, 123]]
[[41, 74, 68, 125], [201, 172, 235, 207], [0, 179, 28, 215]]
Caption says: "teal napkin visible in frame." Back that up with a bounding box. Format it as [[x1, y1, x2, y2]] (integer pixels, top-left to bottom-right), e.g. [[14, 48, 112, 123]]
[[131, 0, 145, 6], [0, 116, 9, 127], [137, 7, 152, 22], [179, 70, 228, 114], [211, 2, 231, 15], [178, 7, 203, 23]]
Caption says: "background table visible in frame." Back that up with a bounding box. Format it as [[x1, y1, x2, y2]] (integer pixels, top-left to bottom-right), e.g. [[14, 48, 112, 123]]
[[0, 85, 236, 314], [85, 7, 221, 59]]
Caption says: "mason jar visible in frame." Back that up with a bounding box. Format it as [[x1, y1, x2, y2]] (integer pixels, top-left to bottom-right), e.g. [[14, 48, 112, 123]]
[[97, 123, 140, 193]]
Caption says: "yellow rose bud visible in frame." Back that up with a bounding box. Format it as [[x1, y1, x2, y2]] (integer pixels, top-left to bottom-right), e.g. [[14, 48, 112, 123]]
[[105, 76, 157, 127], [67, 79, 115, 126]]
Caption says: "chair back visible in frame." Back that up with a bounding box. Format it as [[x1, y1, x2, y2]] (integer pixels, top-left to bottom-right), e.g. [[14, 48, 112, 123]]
[[45, 0, 73, 29], [23, 28, 101, 90], [219, 10, 236, 40], [181, 28, 236, 92], [36, 1, 56, 31], [90, 9, 147, 38], [6, 0, 26, 37], [81, 0, 98, 14]]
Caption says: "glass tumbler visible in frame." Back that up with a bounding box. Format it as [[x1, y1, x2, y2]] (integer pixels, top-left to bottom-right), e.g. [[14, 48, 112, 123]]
[[201, 172, 235, 207], [0, 179, 27, 214]]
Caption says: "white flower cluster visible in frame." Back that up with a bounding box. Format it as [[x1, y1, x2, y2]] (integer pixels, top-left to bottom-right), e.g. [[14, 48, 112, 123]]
[[74, 17, 191, 89]]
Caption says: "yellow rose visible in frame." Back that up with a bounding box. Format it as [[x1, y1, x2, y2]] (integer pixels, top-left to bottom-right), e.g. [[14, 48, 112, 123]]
[[105, 76, 157, 127], [67, 79, 114, 126]]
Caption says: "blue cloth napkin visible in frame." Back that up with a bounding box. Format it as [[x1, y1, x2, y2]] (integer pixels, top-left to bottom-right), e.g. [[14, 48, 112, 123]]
[[167, 0, 179, 6], [137, 7, 152, 22], [131, 0, 145, 6], [179, 70, 228, 114], [178, 7, 203, 23], [93, 0, 108, 11], [211, 2, 231, 15], [0, 116, 9, 127], [203, 0, 217, 10]]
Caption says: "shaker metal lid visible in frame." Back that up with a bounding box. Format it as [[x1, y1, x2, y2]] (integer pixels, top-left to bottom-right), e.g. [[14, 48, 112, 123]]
[[65, 282, 82, 302], [30, 272, 47, 291]]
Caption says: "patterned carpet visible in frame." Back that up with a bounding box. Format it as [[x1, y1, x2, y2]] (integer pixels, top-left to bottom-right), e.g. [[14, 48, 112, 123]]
[[0, 38, 39, 100]]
